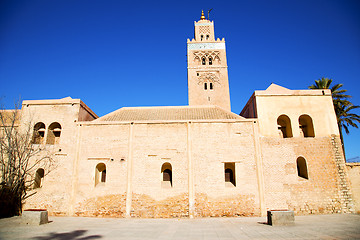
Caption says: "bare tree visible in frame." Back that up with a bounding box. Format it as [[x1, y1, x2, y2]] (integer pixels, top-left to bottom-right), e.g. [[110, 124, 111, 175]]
[[0, 103, 55, 218]]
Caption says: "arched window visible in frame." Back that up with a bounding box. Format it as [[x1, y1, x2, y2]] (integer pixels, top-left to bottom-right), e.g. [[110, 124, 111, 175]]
[[194, 56, 200, 65], [32, 122, 45, 144], [277, 115, 293, 138], [34, 168, 44, 189], [208, 57, 212, 65], [95, 163, 106, 186], [299, 114, 315, 137], [224, 162, 236, 186], [204, 82, 207, 90], [297, 157, 308, 179], [200, 35, 204, 41], [206, 35, 209, 40], [163, 169, 172, 182], [46, 122, 61, 145], [161, 162, 172, 187], [202, 57, 206, 65], [210, 82, 213, 90]]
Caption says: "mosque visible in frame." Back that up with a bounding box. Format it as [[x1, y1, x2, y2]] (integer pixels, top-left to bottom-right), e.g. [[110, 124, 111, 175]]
[[17, 11, 355, 217]]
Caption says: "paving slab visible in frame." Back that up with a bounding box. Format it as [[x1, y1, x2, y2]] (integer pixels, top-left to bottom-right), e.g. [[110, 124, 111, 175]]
[[0, 214, 359, 240]]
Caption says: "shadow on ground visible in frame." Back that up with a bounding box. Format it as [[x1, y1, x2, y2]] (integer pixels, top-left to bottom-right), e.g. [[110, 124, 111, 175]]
[[32, 230, 102, 240], [257, 221, 268, 225]]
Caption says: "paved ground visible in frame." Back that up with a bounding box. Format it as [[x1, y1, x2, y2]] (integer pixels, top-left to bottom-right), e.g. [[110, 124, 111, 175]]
[[0, 214, 359, 240]]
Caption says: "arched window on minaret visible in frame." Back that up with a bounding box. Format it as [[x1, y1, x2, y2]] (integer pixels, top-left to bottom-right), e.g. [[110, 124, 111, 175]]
[[202, 57, 206, 65], [209, 57, 212, 65], [210, 82, 213, 90], [201, 35, 204, 41], [206, 35, 209, 40], [204, 82, 208, 90], [194, 56, 200, 65]]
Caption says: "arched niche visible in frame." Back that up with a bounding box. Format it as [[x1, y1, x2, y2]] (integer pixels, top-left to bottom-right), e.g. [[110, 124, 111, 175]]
[[299, 114, 315, 137], [32, 122, 45, 144], [277, 115, 293, 138], [46, 122, 61, 145]]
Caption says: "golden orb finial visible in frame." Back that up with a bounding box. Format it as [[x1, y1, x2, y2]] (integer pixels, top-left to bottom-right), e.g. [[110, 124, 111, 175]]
[[200, 10, 206, 20]]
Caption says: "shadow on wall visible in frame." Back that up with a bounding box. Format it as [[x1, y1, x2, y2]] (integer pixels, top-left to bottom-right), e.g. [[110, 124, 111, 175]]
[[33, 230, 102, 240]]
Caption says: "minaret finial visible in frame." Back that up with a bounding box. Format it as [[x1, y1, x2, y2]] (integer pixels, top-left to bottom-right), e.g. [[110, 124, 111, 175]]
[[200, 10, 206, 20]]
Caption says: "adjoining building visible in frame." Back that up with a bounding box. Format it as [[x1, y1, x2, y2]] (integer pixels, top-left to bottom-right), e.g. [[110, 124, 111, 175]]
[[10, 11, 355, 217]]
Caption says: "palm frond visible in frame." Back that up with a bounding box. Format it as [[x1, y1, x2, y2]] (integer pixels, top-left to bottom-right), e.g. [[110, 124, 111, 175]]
[[309, 77, 360, 140]]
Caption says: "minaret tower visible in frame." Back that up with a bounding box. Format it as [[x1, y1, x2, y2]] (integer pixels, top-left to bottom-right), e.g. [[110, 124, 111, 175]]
[[187, 10, 231, 111]]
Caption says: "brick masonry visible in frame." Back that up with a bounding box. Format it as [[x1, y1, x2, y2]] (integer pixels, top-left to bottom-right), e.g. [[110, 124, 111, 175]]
[[346, 162, 360, 213], [11, 14, 357, 218]]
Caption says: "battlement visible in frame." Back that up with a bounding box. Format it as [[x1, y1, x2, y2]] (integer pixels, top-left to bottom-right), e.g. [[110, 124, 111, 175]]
[[187, 38, 225, 43]]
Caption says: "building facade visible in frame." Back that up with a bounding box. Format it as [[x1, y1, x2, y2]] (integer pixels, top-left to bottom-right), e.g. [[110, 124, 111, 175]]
[[9, 12, 356, 217]]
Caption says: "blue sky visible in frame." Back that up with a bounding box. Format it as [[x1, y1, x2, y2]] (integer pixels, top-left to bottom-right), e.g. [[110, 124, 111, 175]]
[[1, 0, 359, 159]]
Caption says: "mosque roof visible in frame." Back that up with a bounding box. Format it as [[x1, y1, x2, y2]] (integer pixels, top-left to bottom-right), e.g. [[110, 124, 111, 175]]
[[95, 105, 244, 122]]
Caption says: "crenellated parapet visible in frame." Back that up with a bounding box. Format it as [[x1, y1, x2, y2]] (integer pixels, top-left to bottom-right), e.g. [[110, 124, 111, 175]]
[[187, 38, 225, 43]]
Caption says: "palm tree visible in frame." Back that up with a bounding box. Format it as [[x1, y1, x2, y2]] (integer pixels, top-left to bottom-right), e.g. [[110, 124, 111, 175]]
[[309, 77, 360, 157], [309, 77, 350, 100]]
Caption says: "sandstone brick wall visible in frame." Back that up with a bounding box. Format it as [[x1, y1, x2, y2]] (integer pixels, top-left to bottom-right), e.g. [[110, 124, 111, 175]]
[[346, 163, 360, 213], [22, 101, 83, 215], [75, 194, 126, 217], [70, 121, 260, 218], [260, 136, 352, 214], [191, 122, 261, 216], [71, 123, 189, 218], [195, 193, 258, 217], [131, 123, 188, 200], [251, 86, 353, 215], [131, 193, 189, 218], [74, 124, 129, 214], [20, 98, 354, 218]]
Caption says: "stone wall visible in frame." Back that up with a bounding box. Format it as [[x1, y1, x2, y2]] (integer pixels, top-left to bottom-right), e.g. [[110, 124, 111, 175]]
[[20, 99, 354, 217], [131, 193, 189, 218], [346, 162, 360, 213], [69, 120, 261, 218], [22, 99, 87, 216], [75, 194, 126, 217], [191, 122, 261, 216], [195, 193, 258, 217], [260, 135, 352, 214]]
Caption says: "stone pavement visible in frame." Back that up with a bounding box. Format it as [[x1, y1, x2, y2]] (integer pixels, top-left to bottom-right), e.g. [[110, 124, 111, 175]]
[[0, 214, 359, 240]]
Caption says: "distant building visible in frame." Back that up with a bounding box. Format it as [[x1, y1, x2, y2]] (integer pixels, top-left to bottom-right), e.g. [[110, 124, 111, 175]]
[[6, 11, 357, 217]]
